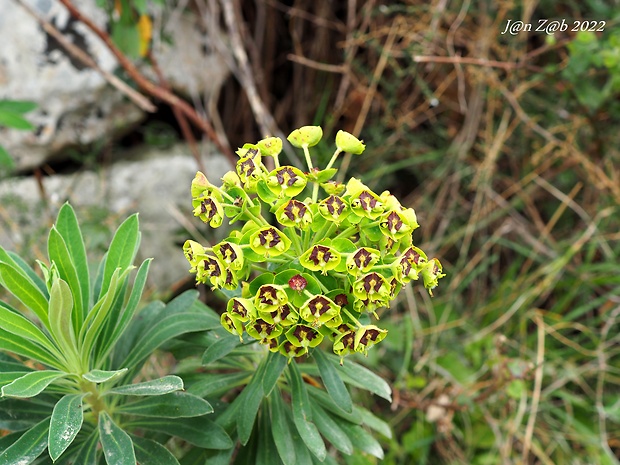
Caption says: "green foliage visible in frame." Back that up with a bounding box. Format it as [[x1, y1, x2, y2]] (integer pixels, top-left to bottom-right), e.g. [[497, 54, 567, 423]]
[[564, 28, 620, 110], [0, 204, 221, 464], [0, 99, 36, 171]]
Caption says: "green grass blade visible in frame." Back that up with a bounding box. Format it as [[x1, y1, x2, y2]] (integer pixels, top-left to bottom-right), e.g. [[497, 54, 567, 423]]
[[98, 411, 136, 465], [100, 214, 139, 299], [0, 417, 50, 465], [48, 394, 85, 461], [55, 203, 90, 314]]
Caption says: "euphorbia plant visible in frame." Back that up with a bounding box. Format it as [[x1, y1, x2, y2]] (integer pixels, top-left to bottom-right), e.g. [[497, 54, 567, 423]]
[[185, 126, 445, 360], [0, 204, 229, 465], [181, 126, 445, 463]]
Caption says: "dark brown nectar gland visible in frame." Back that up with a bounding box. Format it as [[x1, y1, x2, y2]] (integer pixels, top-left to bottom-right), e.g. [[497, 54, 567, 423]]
[[276, 167, 299, 187], [403, 247, 422, 265], [200, 198, 218, 221], [219, 243, 238, 262], [231, 299, 248, 318], [363, 272, 383, 293], [335, 293, 348, 307], [324, 195, 346, 216], [284, 200, 307, 221], [383, 211, 404, 233], [258, 286, 278, 306], [359, 328, 381, 345], [294, 325, 318, 342], [203, 257, 222, 277], [358, 191, 378, 211], [258, 228, 281, 248], [308, 296, 332, 316], [253, 319, 277, 337], [308, 245, 332, 266], [239, 155, 256, 177], [353, 248, 372, 268]]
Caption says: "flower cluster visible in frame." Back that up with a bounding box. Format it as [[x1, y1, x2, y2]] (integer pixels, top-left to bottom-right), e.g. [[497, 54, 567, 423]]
[[184, 126, 445, 360]]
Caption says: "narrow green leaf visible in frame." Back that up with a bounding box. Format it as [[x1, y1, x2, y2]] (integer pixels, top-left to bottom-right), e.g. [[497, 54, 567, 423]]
[[0, 417, 49, 464], [127, 416, 232, 449], [71, 428, 99, 465], [0, 302, 59, 355], [120, 312, 216, 369], [313, 348, 353, 413], [187, 372, 250, 398], [201, 335, 241, 365], [98, 411, 136, 465], [335, 357, 392, 401], [288, 361, 326, 461], [101, 214, 139, 299], [0, 372, 33, 389], [132, 436, 180, 465], [311, 403, 353, 455], [356, 405, 393, 439], [55, 203, 90, 316], [257, 408, 282, 465], [0, 100, 38, 113], [108, 375, 183, 396], [96, 258, 152, 365], [48, 227, 83, 330], [48, 394, 85, 461], [269, 390, 296, 465], [0, 111, 34, 130], [338, 420, 384, 459], [82, 368, 128, 383], [262, 351, 287, 397], [117, 392, 213, 418], [237, 377, 264, 446], [6, 251, 47, 297], [0, 397, 52, 431], [0, 262, 50, 329], [307, 385, 362, 424], [0, 144, 14, 169], [0, 329, 60, 369], [2, 370, 66, 398], [48, 278, 78, 356], [80, 267, 131, 360]]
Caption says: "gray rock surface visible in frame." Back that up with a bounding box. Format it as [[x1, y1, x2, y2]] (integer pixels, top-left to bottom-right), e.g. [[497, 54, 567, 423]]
[[0, 0, 229, 170], [0, 143, 231, 289]]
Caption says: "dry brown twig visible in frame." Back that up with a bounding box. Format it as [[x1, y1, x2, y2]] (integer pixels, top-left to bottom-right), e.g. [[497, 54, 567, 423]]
[[37, 0, 236, 166], [14, 0, 156, 113]]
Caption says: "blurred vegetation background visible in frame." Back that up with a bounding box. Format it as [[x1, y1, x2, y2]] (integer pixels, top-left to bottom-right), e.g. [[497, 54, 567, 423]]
[[2, 0, 620, 464]]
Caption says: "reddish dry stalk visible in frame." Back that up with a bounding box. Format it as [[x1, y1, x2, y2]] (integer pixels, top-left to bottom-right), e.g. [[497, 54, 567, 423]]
[[57, 0, 235, 166]]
